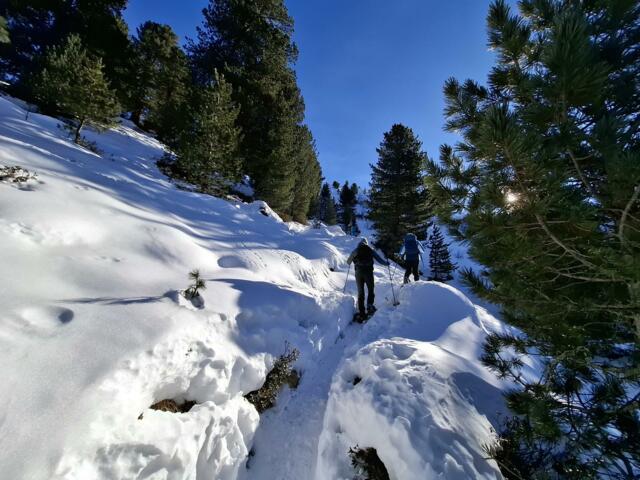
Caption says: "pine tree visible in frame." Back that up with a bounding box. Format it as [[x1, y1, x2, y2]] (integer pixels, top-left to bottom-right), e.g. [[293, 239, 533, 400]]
[[318, 182, 338, 225], [33, 34, 119, 143], [427, 225, 455, 281], [188, 0, 311, 218], [127, 21, 190, 142], [369, 124, 432, 254], [0, 0, 131, 102], [174, 71, 241, 194], [288, 125, 323, 224], [338, 181, 358, 230], [426, 1, 640, 477]]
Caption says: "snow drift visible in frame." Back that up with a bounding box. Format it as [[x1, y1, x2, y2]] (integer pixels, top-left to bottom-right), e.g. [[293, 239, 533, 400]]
[[0, 94, 510, 479]]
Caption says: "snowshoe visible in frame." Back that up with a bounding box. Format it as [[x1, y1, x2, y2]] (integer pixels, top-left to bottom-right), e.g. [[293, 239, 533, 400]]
[[352, 312, 367, 324]]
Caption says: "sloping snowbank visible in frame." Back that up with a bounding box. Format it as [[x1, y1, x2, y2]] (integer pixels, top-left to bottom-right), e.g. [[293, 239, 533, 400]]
[[0, 95, 352, 479], [316, 282, 510, 479]]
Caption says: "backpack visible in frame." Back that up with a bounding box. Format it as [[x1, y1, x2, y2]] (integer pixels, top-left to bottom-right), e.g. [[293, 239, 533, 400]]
[[404, 235, 420, 261], [353, 243, 374, 269]]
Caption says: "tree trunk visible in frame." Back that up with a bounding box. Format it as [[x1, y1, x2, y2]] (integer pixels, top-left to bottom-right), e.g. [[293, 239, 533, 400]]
[[131, 109, 143, 127], [74, 119, 85, 144]]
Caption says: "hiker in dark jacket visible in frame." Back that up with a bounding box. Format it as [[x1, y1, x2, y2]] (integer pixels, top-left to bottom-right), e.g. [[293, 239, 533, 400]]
[[347, 238, 389, 318], [399, 233, 425, 284]]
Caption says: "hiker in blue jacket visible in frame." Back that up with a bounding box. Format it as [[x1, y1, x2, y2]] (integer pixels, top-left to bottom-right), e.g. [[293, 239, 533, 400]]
[[347, 238, 389, 319], [399, 233, 425, 284]]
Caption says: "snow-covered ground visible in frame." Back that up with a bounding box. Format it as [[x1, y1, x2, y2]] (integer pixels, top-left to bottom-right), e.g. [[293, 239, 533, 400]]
[[0, 94, 514, 479]]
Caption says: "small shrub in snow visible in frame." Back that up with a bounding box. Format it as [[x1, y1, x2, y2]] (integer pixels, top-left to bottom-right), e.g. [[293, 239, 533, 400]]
[[245, 345, 300, 413], [348, 447, 390, 480], [183, 269, 206, 300], [0, 165, 37, 184]]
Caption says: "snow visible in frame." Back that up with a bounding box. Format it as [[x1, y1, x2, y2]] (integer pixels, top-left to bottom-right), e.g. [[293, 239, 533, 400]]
[[0, 93, 513, 479]]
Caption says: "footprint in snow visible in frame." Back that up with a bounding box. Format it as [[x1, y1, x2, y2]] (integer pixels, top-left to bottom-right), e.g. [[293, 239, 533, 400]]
[[9, 306, 74, 338]]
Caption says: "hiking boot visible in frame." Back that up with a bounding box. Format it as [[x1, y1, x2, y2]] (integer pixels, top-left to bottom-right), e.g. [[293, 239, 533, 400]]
[[353, 311, 367, 323], [367, 304, 377, 315]]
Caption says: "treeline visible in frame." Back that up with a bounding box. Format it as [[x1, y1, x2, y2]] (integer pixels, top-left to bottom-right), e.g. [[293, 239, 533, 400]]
[[313, 180, 361, 233], [0, 0, 321, 222]]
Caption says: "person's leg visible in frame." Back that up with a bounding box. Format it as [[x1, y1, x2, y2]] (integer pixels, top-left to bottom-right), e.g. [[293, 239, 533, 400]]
[[355, 269, 366, 315], [403, 263, 411, 284], [366, 269, 375, 310], [412, 261, 420, 281]]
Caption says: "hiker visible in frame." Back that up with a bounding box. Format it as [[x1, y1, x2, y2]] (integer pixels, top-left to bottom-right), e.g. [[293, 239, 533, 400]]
[[399, 233, 425, 284], [346, 238, 389, 319]]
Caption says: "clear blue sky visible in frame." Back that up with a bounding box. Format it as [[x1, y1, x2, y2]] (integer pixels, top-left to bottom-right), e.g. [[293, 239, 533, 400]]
[[124, 1, 502, 187]]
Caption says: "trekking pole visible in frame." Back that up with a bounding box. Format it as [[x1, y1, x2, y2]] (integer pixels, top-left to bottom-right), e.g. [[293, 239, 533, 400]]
[[343, 263, 351, 294], [387, 264, 399, 306]]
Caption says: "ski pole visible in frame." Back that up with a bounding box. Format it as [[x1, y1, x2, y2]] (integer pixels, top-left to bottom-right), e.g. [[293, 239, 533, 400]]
[[343, 263, 351, 294], [387, 264, 399, 306]]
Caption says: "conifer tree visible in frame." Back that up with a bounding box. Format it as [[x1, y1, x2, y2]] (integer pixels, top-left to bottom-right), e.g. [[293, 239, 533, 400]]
[[289, 125, 322, 224], [369, 124, 432, 254], [188, 0, 314, 217], [33, 34, 119, 143], [427, 225, 455, 281], [174, 71, 241, 194], [127, 22, 190, 141], [338, 181, 358, 230], [426, 1, 640, 477], [318, 182, 338, 225], [0, 0, 131, 102]]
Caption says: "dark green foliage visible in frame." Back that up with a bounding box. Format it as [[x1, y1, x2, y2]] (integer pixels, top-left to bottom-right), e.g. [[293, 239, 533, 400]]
[[184, 269, 206, 300], [369, 124, 432, 254], [126, 22, 190, 143], [32, 35, 119, 143], [339, 181, 359, 230], [348, 447, 390, 480], [173, 72, 241, 195], [428, 225, 455, 282], [0, 16, 9, 44], [0, 0, 131, 103], [317, 182, 338, 225], [244, 345, 300, 413], [188, 0, 320, 218], [288, 125, 322, 224], [426, 1, 640, 477]]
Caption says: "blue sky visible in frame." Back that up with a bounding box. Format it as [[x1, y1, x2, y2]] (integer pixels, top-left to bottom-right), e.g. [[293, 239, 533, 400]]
[[124, 1, 500, 187]]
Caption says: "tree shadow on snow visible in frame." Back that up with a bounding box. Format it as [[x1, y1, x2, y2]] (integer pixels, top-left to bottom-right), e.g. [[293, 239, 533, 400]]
[[61, 290, 177, 306]]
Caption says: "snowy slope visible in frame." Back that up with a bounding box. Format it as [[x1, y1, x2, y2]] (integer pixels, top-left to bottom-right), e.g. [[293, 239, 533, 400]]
[[0, 94, 512, 480]]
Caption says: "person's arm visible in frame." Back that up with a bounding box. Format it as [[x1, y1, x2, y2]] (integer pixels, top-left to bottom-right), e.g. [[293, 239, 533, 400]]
[[372, 250, 390, 266], [346, 249, 356, 265]]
